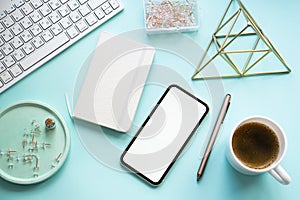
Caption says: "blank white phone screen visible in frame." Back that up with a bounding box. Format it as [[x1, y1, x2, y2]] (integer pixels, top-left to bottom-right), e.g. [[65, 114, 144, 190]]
[[122, 86, 208, 184]]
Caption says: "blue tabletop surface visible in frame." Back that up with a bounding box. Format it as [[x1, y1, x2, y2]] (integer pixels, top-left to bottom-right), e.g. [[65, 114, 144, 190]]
[[1, 0, 299, 199]]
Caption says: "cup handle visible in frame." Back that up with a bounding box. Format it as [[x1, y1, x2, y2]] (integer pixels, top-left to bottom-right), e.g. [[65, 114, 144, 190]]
[[269, 165, 291, 185]]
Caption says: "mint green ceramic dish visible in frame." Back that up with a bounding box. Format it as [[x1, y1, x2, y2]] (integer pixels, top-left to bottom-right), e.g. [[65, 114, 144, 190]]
[[0, 101, 70, 184]]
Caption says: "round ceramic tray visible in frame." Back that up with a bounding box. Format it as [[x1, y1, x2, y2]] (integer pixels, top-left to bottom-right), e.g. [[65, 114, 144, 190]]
[[0, 101, 70, 184]]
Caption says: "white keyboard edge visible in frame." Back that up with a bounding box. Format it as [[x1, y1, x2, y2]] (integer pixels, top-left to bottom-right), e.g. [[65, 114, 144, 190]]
[[0, 1, 124, 94]]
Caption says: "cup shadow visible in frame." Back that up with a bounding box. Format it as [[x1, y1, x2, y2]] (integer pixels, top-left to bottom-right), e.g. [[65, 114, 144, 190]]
[[223, 157, 273, 192]]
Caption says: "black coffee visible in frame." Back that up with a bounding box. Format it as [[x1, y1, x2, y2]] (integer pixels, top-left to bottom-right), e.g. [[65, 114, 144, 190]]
[[232, 122, 280, 169]]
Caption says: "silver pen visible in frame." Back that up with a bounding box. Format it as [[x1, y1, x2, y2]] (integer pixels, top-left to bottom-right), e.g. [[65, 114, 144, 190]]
[[197, 94, 231, 181]]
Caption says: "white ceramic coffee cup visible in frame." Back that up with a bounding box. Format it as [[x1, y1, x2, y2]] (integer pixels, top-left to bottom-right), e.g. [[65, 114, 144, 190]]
[[226, 116, 291, 185]]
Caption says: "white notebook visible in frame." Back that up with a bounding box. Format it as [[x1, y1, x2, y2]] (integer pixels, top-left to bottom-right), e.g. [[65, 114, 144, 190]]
[[73, 32, 155, 132]]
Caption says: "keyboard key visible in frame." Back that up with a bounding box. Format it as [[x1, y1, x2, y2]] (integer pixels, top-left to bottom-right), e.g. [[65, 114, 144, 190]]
[[32, 36, 45, 48], [31, 0, 43, 9], [20, 17, 33, 29], [3, 16, 15, 28], [69, 11, 81, 22], [0, 70, 13, 84], [60, 0, 69, 3], [39, 18, 52, 29], [40, 4, 52, 16], [20, 33, 69, 70], [104, 6, 113, 15], [7, 5, 16, 14], [22, 43, 35, 55], [58, 5, 70, 17], [30, 10, 43, 23], [101, 2, 110, 10], [1, 44, 13, 56], [67, 0, 80, 11], [0, 51, 4, 59], [0, 63, 6, 72], [0, 81, 3, 87], [109, 0, 120, 9], [94, 8, 105, 19], [30, 25, 43, 36], [76, 20, 88, 32], [11, 23, 24, 35], [78, 4, 90, 16], [0, 23, 5, 33], [2, 43, 14, 55], [0, 12, 6, 20], [20, 30, 33, 42], [88, 0, 106, 10], [78, 0, 88, 4], [12, 49, 26, 61], [11, 9, 24, 21], [49, 0, 62, 10], [66, 26, 79, 38], [60, 18, 72, 29], [10, 37, 24, 49], [15, 0, 26, 8], [21, 3, 34, 15], [50, 23, 63, 35], [10, 65, 23, 77], [49, 11, 61, 23], [41, 30, 54, 42], [1, 30, 14, 42], [3, 55, 16, 68], [85, 13, 97, 26], [0, 37, 4, 46]]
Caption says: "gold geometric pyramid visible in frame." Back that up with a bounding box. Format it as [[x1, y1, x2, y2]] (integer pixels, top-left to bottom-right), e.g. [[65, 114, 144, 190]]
[[192, 0, 291, 80]]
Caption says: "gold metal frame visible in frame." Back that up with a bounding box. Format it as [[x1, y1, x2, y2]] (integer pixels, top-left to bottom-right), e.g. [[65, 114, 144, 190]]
[[192, 0, 291, 80]]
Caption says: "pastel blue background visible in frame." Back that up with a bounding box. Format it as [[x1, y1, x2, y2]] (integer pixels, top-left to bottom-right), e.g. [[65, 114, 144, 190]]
[[1, 0, 299, 199]]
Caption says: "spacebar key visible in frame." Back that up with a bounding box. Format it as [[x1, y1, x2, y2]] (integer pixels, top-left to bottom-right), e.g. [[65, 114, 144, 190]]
[[20, 33, 70, 70]]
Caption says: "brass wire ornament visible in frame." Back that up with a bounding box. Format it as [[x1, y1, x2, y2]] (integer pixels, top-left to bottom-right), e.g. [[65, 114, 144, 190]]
[[192, 0, 291, 80]]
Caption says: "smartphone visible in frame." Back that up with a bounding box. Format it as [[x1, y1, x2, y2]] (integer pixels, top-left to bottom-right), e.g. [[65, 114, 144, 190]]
[[120, 85, 209, 185]]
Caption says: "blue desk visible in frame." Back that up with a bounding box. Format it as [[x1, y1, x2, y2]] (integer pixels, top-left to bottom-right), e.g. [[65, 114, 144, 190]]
[[1, 0, 299, 199]]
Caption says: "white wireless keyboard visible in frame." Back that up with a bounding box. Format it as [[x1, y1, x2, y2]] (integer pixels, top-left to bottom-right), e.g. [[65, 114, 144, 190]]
[[0, 0, 124, 94]]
